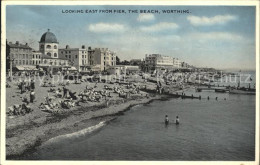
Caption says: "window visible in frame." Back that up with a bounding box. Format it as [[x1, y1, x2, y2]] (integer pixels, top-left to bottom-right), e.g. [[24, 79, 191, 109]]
[[39, 61, 41, 64], [66, 51, 68, 54], [32, 55, 35, 58], [54, 45, 57, 49], [44, 60, 47, 64], [69, 55, 71, 59], [54, 53, 57, 57], [82, 55, 84, 58], [61, 51, 63, 54], [26, 54, 28, 59], [23, 60, 25, 65], [65, 55, 67, 58], [33, 61, 35, 65], [46, 45, 51, 49], [47, 52, 51, 56], [19, 60, 21, 65], [85, 55, 87, 58], [40, 45, 44, 49], [69, 51, 71, 53], [104, 62, 105, 65], [54, 60, 57, 65], [82, 51, 84, 53], [104, 57, 105, 60], [112, 62, 113, 66], [35, 61, 37, 65], [23, 54, 25, 58], [75, 55, 77, 58]]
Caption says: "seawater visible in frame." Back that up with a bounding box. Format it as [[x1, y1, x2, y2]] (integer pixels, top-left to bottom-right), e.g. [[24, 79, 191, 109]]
[[23, 90, 255, 160]]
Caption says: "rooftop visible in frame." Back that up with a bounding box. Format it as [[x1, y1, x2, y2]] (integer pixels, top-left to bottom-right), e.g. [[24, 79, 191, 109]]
[[7, 41, 32, 49], [40, 29, 58, 43]]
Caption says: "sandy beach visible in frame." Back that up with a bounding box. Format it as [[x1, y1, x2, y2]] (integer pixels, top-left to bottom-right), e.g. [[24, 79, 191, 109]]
[[6, 74, 177, 159]]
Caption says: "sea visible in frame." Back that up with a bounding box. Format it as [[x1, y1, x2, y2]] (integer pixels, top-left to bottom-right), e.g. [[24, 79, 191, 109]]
[[21, 71, 256, 160]]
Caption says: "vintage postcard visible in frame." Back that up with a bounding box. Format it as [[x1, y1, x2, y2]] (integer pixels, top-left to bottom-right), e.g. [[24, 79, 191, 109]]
[[1, 1, 259, 165]]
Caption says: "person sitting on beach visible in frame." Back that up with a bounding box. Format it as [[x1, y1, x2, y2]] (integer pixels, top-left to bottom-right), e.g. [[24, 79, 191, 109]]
[[68, 90, 78, 100], [55, 88, 62, 98], [165, 115, 169, 125], [175, 116, 180, 125]]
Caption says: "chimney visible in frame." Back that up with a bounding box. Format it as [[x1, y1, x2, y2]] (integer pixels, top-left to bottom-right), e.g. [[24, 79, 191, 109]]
[[88, 46, 91, 50], [82, 45, 85, 49], [66, 45, 69, 49], [16, 41, 19, 45]]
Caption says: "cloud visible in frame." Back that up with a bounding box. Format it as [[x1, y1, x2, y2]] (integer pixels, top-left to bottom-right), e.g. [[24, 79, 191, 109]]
[[189, 32, 243, 41], [187, 15, 237, 26], [88, 23, 127, 33], [140, 22, 179, 32], [137, 13, 155, 22]]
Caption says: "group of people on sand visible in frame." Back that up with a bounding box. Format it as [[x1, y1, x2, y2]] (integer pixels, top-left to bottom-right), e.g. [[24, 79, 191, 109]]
[[7, 80, 36, 116], [165, 115, 180, 125], [18, 79, 35, 94]]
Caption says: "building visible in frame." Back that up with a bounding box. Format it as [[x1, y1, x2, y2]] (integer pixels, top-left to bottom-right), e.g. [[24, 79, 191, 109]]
[[88, 47, 116, 71], [173, 58, 181, 68], [144, 54, 174, 72], [38, 29, 70, 73], [59, 45, 88, 72], [32, 50, 42, 65], [107, 65, 140, 75], [6, 41, 36, 72], [39, 29, 59, 58]]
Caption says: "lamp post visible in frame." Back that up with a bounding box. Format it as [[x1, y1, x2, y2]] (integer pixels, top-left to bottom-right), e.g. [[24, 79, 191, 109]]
[[9, 56, 15, 82]]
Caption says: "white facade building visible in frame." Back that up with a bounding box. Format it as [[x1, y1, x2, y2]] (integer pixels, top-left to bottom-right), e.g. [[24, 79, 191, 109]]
[[59, 45, 88, 71], [39, 29, 59, 58]]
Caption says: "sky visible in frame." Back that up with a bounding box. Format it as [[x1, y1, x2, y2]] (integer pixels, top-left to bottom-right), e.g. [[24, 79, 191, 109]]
[[6, 5, 256, 70]]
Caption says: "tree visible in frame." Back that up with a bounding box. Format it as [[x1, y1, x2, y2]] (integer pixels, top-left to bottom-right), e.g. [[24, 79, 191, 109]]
[[116, 56, 120, 65]]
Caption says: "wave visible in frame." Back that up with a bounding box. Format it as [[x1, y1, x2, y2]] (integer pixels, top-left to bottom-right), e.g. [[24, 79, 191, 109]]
[[41, 121, 106, 147]]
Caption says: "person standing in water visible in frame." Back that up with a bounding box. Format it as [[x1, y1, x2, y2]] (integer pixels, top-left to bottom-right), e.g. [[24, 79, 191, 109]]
[[175, 116, 180, 125], [165, 115, 169, 125]]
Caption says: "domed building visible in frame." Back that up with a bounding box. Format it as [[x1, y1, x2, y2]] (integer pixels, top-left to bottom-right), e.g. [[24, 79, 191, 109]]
[[39, 29, 59, 58]]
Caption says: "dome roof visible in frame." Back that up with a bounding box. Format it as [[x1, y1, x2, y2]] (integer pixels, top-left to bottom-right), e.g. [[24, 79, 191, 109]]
[[40, 29, 58, 43]]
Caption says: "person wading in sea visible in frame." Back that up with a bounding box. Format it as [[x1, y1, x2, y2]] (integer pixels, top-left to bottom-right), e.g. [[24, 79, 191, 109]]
[[165, 115, 169, 125], [175, 116, 180, 125]]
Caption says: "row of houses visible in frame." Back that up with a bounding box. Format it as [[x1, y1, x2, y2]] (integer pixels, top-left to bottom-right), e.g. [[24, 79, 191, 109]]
[[6, 29, 116, 73], [6, 29, 193, 75], [128, 54, 192, 73]]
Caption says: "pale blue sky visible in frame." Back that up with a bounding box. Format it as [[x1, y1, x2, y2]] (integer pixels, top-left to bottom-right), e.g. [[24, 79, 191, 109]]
[[6, 5, 256, 70]]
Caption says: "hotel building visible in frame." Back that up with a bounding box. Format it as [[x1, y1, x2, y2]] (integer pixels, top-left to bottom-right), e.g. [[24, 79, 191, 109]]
[[88, 47, 116, 71], [58, 45, 88, 72]]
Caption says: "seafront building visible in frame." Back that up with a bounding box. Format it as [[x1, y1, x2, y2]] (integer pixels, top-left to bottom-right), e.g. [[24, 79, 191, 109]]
[[6, 29, 190, 74], [6, 41, 33, 66], [39, 29, 59, 58], [32, 51, 42, 65], [144, 54, 183, 72], [58, 45, 88, 72], [88, 47, 116, 71]]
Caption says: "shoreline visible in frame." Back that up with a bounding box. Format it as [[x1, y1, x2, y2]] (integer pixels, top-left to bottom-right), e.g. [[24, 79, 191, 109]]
[[6, 93, 171, 160]]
